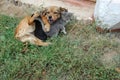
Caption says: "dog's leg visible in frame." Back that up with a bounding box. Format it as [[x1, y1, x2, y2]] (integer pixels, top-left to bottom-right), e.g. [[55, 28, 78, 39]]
[[41, 16, 50, 32], [34, 38, 51, 46], [115, 68, 120, 73], [20, 34, 51, 46], [28, 12, 40, 25]]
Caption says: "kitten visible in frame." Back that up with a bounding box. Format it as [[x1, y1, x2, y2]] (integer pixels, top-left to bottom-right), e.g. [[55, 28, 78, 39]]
[[46, 12, 73, 37], [34, 17, 47, 41]]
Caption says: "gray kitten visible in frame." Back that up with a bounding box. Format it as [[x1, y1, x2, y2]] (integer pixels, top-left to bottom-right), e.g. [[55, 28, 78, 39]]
[[46, 12, 73, 37]]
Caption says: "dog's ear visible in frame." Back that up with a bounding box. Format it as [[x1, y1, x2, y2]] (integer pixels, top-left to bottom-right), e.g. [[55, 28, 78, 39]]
[[60, 7, 68, 12], [41, 8, 47, 16]]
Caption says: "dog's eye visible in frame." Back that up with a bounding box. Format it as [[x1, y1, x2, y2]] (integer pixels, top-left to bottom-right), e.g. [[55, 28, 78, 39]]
[[54, 12, 58, 14], [46, 12, 50, 14]]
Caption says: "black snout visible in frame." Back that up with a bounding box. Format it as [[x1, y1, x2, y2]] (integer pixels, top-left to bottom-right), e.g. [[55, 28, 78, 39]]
[[49, 16, 52, 19]]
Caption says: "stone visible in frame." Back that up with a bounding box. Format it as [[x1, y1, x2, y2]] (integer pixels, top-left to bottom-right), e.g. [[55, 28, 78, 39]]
[[94, 0, 120, 29]]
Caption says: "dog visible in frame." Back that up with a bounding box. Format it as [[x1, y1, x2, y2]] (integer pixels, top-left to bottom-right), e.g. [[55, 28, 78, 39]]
[[14, 12, 51, 46], [46, 12, 73, 37], [42, 6, 68, 24]]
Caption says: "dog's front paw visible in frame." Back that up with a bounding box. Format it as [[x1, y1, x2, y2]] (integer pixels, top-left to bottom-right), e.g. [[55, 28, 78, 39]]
[[33, 12, 40, 18], [44, 24, 50, 32], [43, 42, 52, 46]]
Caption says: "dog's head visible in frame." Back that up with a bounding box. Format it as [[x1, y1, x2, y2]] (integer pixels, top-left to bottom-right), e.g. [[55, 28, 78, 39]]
[[42, 6, 68, 24]]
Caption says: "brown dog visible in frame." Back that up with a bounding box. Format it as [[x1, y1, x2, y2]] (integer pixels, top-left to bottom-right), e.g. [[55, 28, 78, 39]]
[[14, 12, 51, 46], [42, 6, 68, 24]]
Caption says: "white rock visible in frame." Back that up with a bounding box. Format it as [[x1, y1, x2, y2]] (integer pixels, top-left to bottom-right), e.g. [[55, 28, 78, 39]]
[[94, 0, 120, 29]]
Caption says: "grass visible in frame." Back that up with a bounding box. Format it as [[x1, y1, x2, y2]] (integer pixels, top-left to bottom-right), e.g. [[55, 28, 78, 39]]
[[0, 14, 120, 80]]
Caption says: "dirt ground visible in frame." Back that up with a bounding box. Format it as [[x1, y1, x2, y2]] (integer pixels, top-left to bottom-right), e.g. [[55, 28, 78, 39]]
[[0, 0, 95, 20]]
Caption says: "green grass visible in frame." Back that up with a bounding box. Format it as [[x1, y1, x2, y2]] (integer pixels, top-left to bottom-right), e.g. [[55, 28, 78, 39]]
[[0, 15, 120, 80]]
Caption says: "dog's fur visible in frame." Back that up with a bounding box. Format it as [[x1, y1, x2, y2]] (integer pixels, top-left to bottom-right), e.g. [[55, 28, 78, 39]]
[[14, 12, 51, 46], [46, 12, 73, 37], [42, 6, 68, 24]]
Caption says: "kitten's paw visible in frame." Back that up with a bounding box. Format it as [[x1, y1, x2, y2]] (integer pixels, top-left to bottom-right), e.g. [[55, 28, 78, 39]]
[[64, 31, 67, 34], [62, 30, 67, 34]]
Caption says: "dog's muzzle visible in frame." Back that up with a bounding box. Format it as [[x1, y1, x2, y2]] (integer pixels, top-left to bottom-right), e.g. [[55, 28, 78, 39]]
[[48, 16, 54, 24]]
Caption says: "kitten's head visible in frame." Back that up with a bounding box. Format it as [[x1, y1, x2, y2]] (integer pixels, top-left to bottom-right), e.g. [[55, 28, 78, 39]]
[[61, 12, 73, 22]]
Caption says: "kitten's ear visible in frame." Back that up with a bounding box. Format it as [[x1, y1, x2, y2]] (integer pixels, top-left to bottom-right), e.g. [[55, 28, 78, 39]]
[[60, 7, 68, 12], [69, 12, 73, 16]]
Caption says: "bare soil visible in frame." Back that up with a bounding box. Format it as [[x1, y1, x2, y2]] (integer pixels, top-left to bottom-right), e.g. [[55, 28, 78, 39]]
[[0, 0, 95, 20]]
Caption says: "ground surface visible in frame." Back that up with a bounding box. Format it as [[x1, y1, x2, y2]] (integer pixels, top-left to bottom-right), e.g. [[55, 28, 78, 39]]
[[0, 0, 120, 80], [0, 14, 120, 80], [0, 0, 95, 20]]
